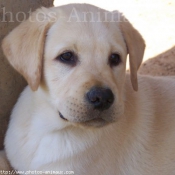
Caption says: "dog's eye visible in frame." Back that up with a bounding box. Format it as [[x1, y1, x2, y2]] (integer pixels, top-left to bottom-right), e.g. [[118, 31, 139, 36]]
[[56, 51, 76, 65], [109, 53, 121, 67]]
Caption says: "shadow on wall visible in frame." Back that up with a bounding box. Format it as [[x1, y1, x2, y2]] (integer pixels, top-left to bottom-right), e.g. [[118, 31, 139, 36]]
[[139, 46, 175, 76]]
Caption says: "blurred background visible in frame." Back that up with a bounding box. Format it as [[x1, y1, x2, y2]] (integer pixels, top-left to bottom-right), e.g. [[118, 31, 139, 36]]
[[54, 0, 175, 62]]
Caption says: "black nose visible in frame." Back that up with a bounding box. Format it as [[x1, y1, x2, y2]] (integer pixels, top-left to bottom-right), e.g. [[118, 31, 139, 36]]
[[86, 87, 114, 111]]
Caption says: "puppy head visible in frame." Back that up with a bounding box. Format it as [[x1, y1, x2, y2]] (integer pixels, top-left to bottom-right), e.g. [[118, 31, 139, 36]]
[[2, 4, 145, 127]]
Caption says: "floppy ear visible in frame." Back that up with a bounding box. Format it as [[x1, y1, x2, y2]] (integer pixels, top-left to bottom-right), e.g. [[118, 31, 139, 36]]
[[2, 7, 53, 91], [119, 15, 145, 91]]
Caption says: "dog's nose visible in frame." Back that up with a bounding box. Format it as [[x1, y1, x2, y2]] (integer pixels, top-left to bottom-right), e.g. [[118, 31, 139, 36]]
[[86, 87, 114, 111]]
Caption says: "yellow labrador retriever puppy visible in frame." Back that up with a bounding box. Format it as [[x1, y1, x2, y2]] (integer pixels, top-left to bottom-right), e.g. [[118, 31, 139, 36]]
[[1, 3, 175, 175]]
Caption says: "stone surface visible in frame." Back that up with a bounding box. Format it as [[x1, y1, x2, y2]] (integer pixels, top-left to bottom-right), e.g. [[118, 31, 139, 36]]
[[139, 46, 175, 76]]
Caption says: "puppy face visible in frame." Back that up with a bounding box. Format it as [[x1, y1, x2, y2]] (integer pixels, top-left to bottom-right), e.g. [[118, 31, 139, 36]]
[[43, 14, 127, 127], [2, 4, 145, 128]]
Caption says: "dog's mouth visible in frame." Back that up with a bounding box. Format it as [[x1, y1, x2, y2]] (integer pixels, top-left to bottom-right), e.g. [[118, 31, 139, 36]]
[[59, 112, 68, 121], [59, 111, 108, 127]]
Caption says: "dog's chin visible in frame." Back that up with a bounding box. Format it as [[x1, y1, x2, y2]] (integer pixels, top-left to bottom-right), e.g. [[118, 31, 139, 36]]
[[80, 118, 110, 128], [59, 112, 111, 128]]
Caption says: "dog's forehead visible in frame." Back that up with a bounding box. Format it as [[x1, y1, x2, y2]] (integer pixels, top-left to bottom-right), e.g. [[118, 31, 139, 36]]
[[45, 5, 127, 59]]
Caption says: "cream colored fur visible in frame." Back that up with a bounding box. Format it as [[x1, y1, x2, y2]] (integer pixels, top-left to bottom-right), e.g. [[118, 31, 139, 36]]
[[1, 4, 175, 175]]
